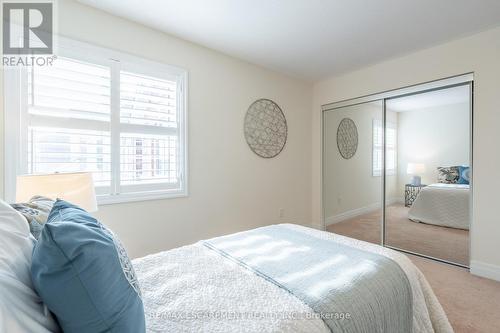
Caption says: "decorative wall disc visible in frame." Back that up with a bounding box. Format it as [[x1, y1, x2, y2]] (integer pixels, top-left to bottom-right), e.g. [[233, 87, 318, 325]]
[[337, 118, 358, 159], [244, 99, 287, 158]]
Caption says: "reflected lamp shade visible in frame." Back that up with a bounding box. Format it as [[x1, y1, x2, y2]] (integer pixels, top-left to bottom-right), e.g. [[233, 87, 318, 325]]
[[406, 163, 425, 175], [16, 172, 98, 212], [406, 163, 425, 186]]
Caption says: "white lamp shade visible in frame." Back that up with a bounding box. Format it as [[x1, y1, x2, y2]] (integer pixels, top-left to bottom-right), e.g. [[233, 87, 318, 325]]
[[16, 172, 98, 212], [407, 163, 426, 175]]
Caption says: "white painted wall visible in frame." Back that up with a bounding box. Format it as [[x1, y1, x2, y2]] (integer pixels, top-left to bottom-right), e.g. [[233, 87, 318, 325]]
[[395, 102, 470, 197], [323, 102, 397, 223], [0, 0, 313, 258], [312, 26, 500, 279]]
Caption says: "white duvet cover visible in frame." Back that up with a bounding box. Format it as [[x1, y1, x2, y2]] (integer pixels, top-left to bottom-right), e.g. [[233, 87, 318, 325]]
[[0, 200, 60, 333], [133, 224, 452, 333], [409, 183, 470, 230]]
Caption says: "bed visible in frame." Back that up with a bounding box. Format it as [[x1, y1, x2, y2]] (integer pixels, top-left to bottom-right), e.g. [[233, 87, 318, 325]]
[[408, 183, 470, 230], [133, 224, 453, 333], [2, 195, 452, 333]]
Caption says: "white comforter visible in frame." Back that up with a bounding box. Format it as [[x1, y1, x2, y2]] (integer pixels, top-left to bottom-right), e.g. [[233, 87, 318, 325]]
[[133, 224, 452, 333], [409, 183, 470, 230]]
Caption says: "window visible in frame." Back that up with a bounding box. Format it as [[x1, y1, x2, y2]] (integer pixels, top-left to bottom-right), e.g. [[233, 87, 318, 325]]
[[372, 119, 396, 176], [4, 38, 187, 204]]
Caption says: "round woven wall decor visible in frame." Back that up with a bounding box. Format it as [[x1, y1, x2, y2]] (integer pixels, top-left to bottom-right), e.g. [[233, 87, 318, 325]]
[[337, 118, 358, 159], [244, 99, 287, 158]]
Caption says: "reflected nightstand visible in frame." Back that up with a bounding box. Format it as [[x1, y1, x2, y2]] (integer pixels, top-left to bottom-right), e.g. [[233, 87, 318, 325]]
[[405, 184, 427, 207]]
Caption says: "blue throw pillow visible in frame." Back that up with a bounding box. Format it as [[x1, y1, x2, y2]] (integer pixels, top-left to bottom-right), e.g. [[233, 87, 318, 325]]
[[458, 166, 470, 184], [31, 200, 145, 333]]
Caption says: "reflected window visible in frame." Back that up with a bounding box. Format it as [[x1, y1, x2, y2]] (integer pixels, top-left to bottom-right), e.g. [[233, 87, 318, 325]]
[[372, 119, 396, 176]]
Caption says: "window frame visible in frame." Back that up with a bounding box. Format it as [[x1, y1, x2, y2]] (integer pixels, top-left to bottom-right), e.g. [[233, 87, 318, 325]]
[[4, 37, 189, 205]]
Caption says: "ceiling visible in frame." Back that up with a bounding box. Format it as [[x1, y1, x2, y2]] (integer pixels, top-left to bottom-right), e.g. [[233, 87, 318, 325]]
[[387, 85, 469, 112], [78, 0, 500, 81]]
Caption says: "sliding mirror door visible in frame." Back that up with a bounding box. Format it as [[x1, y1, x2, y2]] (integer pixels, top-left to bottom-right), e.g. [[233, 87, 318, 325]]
[[384, 84, 471, 266], [323, 101, 383, 245]]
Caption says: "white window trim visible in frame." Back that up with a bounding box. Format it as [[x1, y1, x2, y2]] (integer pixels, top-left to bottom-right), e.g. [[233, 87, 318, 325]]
[[372, 119, 397, 177], [4, 36, 189, 205]]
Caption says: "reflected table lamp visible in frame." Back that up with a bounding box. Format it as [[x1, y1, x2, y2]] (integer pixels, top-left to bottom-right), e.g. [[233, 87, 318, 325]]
[[16, 172, 98, 212], [407, 163, 425, 186]]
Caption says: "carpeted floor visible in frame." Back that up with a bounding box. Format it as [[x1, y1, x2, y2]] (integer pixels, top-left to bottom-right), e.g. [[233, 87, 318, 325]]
[[409, 255, 500, 333], [327, 203, 469, 266]]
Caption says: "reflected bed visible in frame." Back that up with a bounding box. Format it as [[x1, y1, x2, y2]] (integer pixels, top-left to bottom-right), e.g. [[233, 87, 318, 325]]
[[409, 183, 470, 230]]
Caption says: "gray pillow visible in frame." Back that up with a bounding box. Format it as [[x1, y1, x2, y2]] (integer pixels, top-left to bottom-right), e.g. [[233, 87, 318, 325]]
[[11, 196, 55, 240]]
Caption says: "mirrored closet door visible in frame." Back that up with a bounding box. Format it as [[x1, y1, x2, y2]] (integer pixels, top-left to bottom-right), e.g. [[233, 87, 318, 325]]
[[323, 101, 383, 245], [322, 75, 472, 267], [384, 85, 471, 266]]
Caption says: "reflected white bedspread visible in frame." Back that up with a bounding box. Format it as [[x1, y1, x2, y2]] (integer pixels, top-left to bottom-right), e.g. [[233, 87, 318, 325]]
[[409, 183, 470, 230], [132, 224, 452, 333]]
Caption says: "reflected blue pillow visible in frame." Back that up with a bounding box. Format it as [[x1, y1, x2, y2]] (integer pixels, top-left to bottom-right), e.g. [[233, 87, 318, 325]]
[[31, 200, 145, 333], [458, 166, 470, 184]]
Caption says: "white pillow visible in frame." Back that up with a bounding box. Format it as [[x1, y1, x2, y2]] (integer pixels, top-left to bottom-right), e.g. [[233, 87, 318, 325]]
[[0, 199, 60, 333]]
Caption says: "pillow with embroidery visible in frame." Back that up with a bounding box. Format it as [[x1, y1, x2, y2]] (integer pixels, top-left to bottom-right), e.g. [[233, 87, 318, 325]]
[[437, 166, 460, 184], [11, 196, 55, 240], [31, 199, 145, 333]]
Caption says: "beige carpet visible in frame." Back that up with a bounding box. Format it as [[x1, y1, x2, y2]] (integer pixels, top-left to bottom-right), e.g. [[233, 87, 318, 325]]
[[409, 255, 500, 333], [327, 204, 469, 266]]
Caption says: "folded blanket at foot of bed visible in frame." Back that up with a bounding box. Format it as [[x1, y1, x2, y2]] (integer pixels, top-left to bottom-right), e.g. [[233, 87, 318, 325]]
[[203, 225, 412, 333]]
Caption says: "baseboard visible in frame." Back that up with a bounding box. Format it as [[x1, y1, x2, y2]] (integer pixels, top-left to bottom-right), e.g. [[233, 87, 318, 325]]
[[325, 198, 402, 226], [308, 223, 325, 230], [470, 260, 500, 282], [325, 203, 379, 226]]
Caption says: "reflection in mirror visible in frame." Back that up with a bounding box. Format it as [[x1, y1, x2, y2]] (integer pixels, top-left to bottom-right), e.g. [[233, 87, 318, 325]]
[[384, 85, 470, 266], [324, 101, 383, 245]]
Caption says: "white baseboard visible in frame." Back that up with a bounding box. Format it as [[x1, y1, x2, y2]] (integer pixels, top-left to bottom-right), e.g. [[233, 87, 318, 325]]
[[306, 223, 324, 230], [325, 203, 379, 226], [470, 260, 500, 282], [325, 198, 402, 226]]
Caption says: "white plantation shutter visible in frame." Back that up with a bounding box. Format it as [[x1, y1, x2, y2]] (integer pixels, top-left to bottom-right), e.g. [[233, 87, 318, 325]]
[[28, 58, 111, 121], [120, 71, 177, 127], [372, 119, 396, 176], [120, 133, 177, 186], [5, 38, 187, 203], [119, 71, 179, 190], [27, 127, 112, 187], [27, 58, 112, 189]]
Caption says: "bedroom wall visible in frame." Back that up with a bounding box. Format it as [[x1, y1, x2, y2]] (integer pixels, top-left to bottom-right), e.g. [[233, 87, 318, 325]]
[[312, 26, 500, 280], [0, 0, 313, 258], [395, 102, 470, 198], [323, 102, 398, 223]]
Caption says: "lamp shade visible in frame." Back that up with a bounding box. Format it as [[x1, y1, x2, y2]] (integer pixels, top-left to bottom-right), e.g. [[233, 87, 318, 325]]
[[16, 172, 98, 212], [407, 163, 425, 175]]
